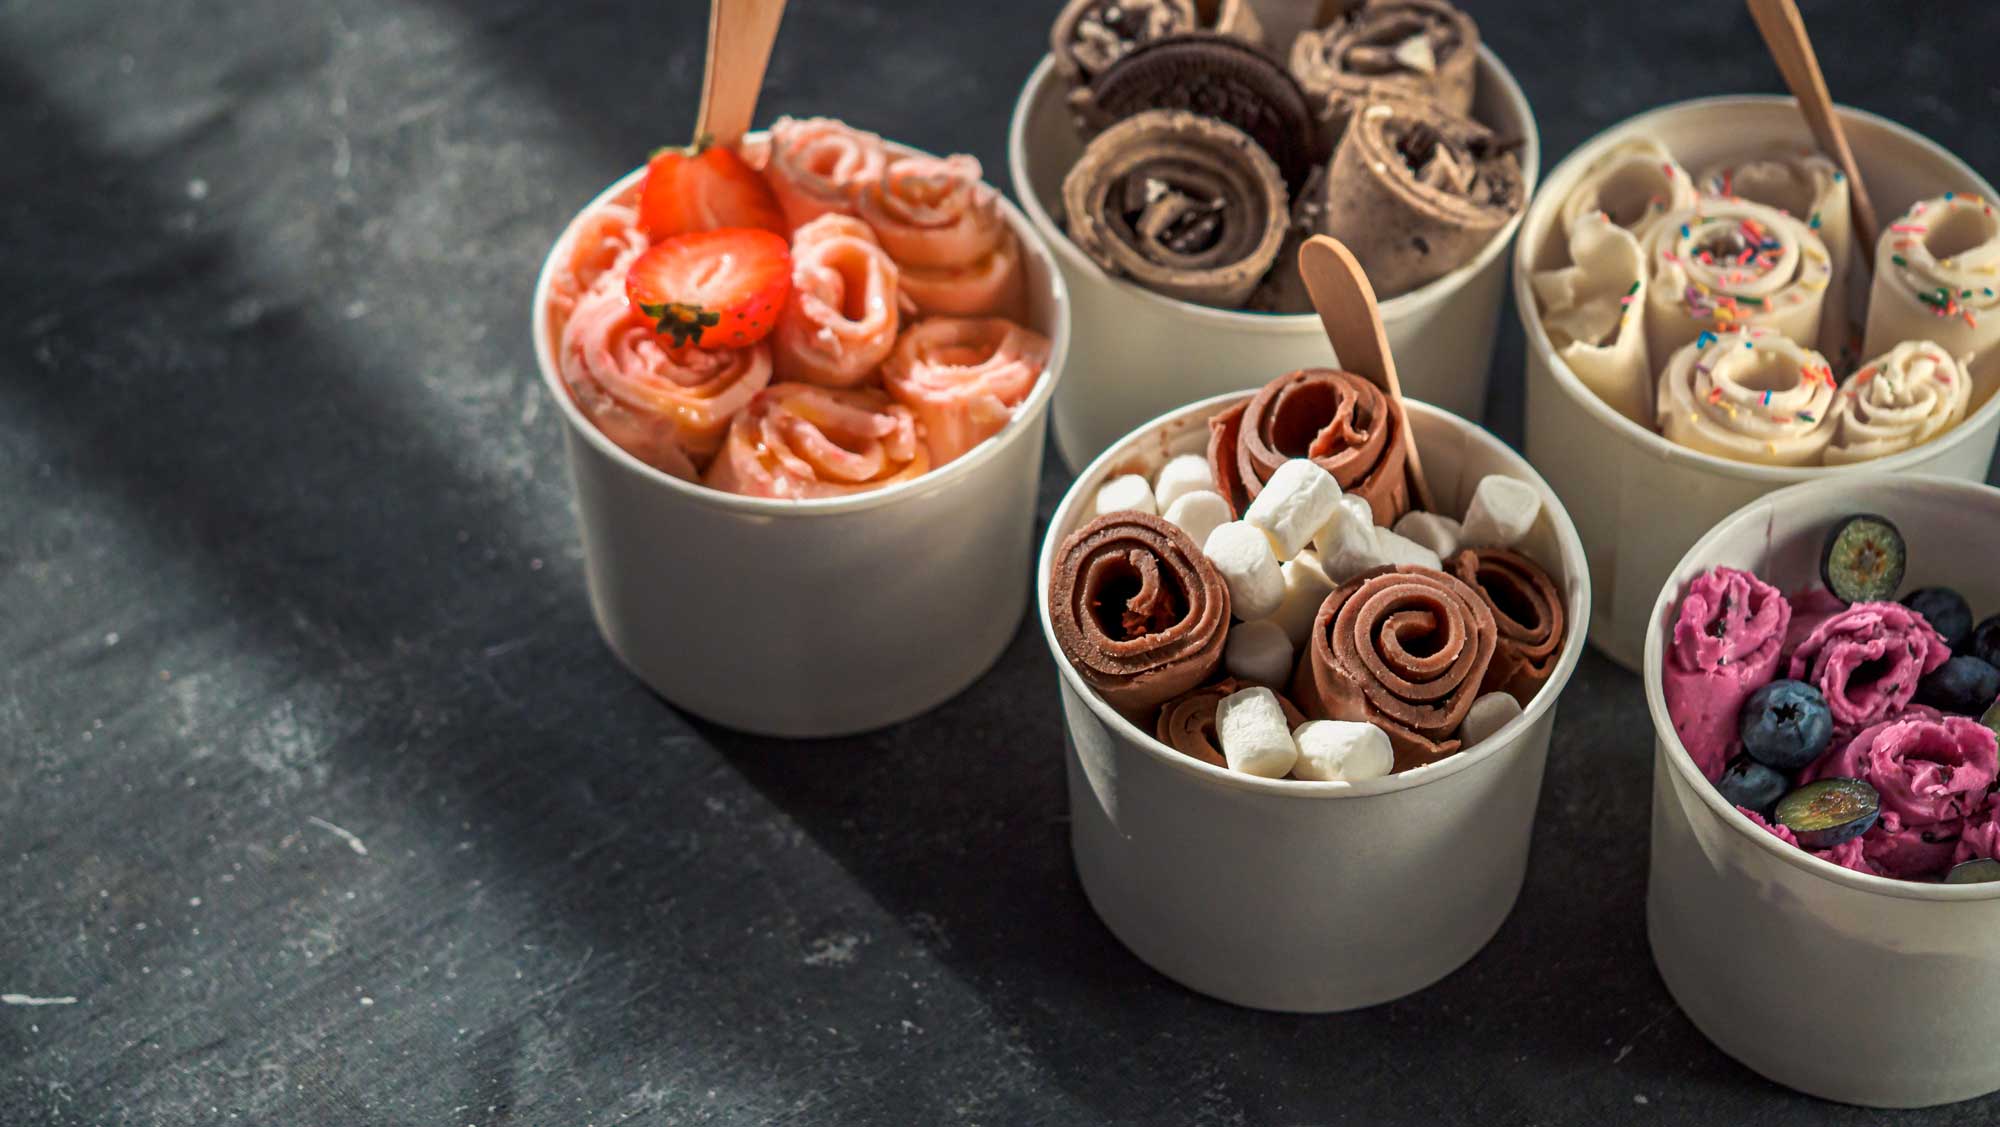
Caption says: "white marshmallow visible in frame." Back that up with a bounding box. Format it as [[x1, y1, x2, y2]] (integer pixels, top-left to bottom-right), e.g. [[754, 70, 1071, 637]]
[[1460, 691, 1525, 747], [1215, 686, 1299, 778], [1224, 618, 1294, 686], [1313, 493, 1378, 559], [1203, 521, 1285, 620], [1152, 454, 1214, 511], [1162, 489, 1231, 548], [1394, 511, 1463, 560], [1291, 719, 1395, 782], [1372, 528, 1443, 571], [1268, 551, 1337, 646], [1460, 475, 1541, 549], [1094, 473, 1157, 517], [1242, 458, 1344, 560]]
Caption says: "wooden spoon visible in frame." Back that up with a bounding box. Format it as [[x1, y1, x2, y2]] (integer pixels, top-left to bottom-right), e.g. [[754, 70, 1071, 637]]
[[1297, 234, 1436, 513], [1745, 0, 1880, 251], [695, 0, 789, 149]]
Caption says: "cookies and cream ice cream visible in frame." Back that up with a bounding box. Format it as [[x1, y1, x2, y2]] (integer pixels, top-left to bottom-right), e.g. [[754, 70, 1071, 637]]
[[1288, 0, 1479, 148]]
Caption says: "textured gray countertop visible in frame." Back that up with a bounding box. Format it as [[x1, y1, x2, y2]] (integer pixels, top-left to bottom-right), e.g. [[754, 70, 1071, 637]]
[[5, 0, 1999, 1123]]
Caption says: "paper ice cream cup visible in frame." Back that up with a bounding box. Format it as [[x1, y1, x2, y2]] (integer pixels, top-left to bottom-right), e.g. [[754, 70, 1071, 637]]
[[1036, 392, 1589, 1012], [1515, 96, 2000, 672], [1644, 473, 2000, 1108], [531, 145, 1070, 738], [1008, 47, 1539, 473]]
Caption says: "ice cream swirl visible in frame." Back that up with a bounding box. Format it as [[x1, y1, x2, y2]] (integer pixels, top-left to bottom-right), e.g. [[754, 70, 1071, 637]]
[[704, 384, 929, 500], [1861, 193, 2000, 365], [1062, 109, 1288, 308], [1655, 330, 1837, 466], [1289, 0, 1478, 142], [1825, 339, 1973, 465], [1051, 0, 1196, 84], [1642, 199, 1832, 364], [1208, 368, 1412, 527]]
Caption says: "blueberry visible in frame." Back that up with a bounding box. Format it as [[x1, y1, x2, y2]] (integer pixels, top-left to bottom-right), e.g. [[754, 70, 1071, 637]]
[[1970, 614, 2000, 668], [1738, 679, 1833, 771], [1902, 587, 1973, 650], [1775, 777, 1881, 849], [1945, 859, 2000, 885], [1716, 756, 1790, 815], [1819, 514, 1906, 604], [1915, 655, 2000, 716]]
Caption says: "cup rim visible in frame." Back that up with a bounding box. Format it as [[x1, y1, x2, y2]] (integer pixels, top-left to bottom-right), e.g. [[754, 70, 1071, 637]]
[[1005, 45, 1541, 332], [1642, 470, 2000, 902], [529, 136, 1073, 519], [1512, 94, 2000, 484], [1036, 390, 1593, 800]]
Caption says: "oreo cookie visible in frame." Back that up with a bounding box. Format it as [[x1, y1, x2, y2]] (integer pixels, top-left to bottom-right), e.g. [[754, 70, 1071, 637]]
[[1086, 33, 1319, 195]]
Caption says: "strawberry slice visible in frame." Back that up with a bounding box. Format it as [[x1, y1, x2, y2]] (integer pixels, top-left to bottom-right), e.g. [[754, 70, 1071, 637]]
[[626, 228, 792, 350], [639, 137, 787, 239]]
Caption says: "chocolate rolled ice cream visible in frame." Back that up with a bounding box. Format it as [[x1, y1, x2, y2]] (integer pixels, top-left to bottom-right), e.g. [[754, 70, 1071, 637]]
[[1046, 0, 1522, 310], [1320, 100, 1523, 297], [1291, 564, 1498, 771], [1446, 547, 1564, 705], [1063, 110, 1290, 308], [1049, 510, 1232, 713], [1155, 676, 1306, 767], [1206, 367, 1413, 526], [1288, 0, 1479, 148]]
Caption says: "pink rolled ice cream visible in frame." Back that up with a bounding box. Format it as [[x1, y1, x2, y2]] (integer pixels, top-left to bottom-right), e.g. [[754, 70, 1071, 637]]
[[1954, 802, 2000, 866], [1801, 715, 2000, 880], [1787, 602, 1951, 732], [1664, 567, 1792, 781], [1738, 806, 1799, 846]]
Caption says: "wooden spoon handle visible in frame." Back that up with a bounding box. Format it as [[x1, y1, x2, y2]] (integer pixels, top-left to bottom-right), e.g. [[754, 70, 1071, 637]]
[[1745, 0, 1881, 250], [1297, 235, 1436, 513], [695, 0, 788, 149]]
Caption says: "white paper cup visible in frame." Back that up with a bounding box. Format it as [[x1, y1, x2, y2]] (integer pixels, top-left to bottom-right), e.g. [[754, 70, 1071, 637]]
[[1009, 48, 1540, 473], [1037, 393, 1589, 1011], [1644, 473, 2000, 1108], [532, 152, 1071, 738], [1516, 96, 2000, 672]]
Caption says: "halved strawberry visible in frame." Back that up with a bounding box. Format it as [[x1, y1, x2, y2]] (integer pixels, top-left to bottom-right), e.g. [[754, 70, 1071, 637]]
[[626, 228, 791, 350], [639, 137, 787, 239]]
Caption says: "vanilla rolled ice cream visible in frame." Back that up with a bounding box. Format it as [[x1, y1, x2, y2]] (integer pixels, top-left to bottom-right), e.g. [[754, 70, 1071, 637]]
[[1862, 194, 2000, 372], [1530, 210, 1651, 424], [1321, 100, 1524, 297], [1288, 0, 1479, 147], [1641, 199, 1833, 365], [1825, 339, 1974, 465], [1698, 151, 1855, 361], [1557, 139, 1697, 247], [1655, 329, 1838, 466], [1062, 109, 1289, 308]]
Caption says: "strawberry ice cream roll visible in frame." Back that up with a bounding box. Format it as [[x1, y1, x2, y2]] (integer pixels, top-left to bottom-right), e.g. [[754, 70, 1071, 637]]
[[1662, 567, 1791, 781], [773, 214, 902, 388], [704, 383, 930, 500], [546, 195, 645, 334], [858, 154, 1028, 318], [753, 116, 889, 231], [1788, 602, 1952, 733], [1800, 715, 1999, 880], [557, 277, 773, 468], [881, 317, 1052, 465]]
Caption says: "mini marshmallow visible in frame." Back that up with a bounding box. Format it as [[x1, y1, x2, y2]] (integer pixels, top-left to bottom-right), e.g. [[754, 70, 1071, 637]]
[[1291, 719, 1394, 781], [1204, 520, 1285, 620], [1460, 475, 1541, 549], [1372, 528, 1443, 571], [1268, 551, 1337, 646], [1152, 454, 1214, 511], [1215, 686, 1299, 777], [1243, 458, 1343, 560], [1312, 493, 1378, 560], [1394, 511, 1462, 559], [1460, 691, 1525, 748], [1224, 618, 1294, 687], [1095, 473, 1157, 517], [1163, 489, 1231, 548]]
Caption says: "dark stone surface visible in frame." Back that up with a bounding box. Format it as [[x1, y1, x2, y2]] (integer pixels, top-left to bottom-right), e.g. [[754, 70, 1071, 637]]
[[4, 0, 1998, 1122]]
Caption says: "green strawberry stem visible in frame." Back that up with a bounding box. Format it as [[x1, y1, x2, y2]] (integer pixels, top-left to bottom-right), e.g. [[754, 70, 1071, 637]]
[[639, 301, 721, 347]]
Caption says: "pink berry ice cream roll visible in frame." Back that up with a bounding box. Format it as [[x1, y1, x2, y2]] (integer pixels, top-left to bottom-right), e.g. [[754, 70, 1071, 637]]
[[1786, 601, 1952, 733], [1800, 715, 2000, 880], [1660, 566, 1791, 781]]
